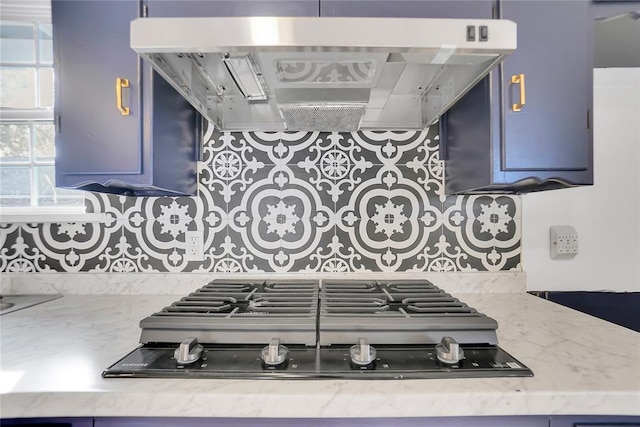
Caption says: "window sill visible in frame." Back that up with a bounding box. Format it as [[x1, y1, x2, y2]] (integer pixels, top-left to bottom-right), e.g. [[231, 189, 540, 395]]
[[0, 207, 107, 224]]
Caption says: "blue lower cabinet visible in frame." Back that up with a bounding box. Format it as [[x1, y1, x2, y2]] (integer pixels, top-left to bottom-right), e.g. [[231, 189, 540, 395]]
[[550, 415, 640, 426], [4, 416, 640, 426], [0, 418, 93, 427], [93, 416, 549, 426], [535, 291, 640, 332]]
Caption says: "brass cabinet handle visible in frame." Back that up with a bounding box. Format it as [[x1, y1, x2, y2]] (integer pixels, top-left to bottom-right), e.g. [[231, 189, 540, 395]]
[[116, 77, 130, 116], [511, 73, 526, 112]]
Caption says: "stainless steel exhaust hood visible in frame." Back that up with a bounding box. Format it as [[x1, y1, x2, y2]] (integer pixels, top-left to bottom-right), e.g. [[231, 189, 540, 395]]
[[131, 17, 516, 131]]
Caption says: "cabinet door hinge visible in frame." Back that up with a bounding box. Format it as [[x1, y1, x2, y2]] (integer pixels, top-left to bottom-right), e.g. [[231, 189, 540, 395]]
[[55, 115, 61, 133], [587, 109, 591, 130], [142, 4, 148, 17]]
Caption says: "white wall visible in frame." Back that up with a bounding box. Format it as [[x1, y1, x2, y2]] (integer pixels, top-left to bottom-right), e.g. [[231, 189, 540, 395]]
[[522, 68, 640, 292]]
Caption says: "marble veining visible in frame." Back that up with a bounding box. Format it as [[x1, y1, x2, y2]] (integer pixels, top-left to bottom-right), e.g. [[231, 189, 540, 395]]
[[0, 271, 526, 295], [1, 292, 639, 418]]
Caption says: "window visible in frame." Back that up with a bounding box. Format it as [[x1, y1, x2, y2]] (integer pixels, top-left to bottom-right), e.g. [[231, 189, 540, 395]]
[[0, 15, 85, 213]]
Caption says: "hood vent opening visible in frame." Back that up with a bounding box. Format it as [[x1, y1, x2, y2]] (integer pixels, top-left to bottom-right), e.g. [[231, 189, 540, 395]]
[[131, 17, 517, 131], [275, 60, 377, 84], [278, 103, 366, 132]]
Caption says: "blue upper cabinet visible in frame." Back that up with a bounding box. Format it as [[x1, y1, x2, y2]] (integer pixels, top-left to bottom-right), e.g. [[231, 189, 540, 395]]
[[53, 0, 201, 196], [320, 0, 493, 18], [53, 0, 317, 196], [145, 0, 319, 17], [499, 0, 591, 172], [441, 0, 594, 193]]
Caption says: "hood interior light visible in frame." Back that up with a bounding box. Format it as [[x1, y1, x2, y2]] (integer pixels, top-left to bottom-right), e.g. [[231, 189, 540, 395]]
[[222, 54, 268, 101]]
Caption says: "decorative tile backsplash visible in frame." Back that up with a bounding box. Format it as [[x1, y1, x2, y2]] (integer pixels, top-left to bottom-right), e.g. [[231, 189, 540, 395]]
[[0, 124, 521, 273]]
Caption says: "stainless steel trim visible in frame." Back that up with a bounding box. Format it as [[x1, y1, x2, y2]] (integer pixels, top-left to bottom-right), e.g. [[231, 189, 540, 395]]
[[130, 17, 517, 131], [131, 17, 516, 53]]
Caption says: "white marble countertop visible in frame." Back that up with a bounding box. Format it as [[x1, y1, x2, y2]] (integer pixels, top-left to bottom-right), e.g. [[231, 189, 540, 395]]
[[1, 284, 639, 419]]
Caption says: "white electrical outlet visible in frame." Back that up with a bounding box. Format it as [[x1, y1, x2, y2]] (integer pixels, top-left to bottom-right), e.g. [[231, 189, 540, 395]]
[[185, 230, 204, 261], [550, 226, 578, 260]]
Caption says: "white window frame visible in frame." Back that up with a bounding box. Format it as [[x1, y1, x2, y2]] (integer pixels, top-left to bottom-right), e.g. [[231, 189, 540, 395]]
[[0, 3, 104, 224]]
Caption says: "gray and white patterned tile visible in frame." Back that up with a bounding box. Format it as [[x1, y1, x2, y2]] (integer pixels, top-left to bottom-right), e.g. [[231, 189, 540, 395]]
[[199, 132, 231, 211], [334, 219, 382, 272], [442, 195, 521, 271], [226, 161, 335, 272], [286, 164, 336, 217], [334, 171, 389, 271], [335, 164, 383, 215], [332, 159, 379, 213], [206, 131, 269, 206], [192, 216, 249, 274], [19, 224, 64, 272], [225, 131, 323, 167], [225, 221, 280, 273], [83, 192, 122, 214], [123, 196, 201, 224], [277, 131, 324, 165], [236, 131, 285, 166], [224, 163, 287, 273], [122, 218, 185, 273], [279, 218, 335, 272], [440, 225, 486, 272], [120, 193, 218, 273], [334, 163, 443, 272], [17, 220, 122, 272], [331, 132, 381, 166], [226, 164, 280, 216], [287, 131, 332, 166], [0, 224, 42, 273], [395, 225, 444, 272], [0, 223, 19, 250], [345, 128, 436, 165], [0, 127, 523, 275]]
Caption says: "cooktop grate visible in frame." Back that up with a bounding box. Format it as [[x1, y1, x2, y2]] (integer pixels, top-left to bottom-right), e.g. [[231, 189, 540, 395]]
[[138, 279, 499, 347], [318, 280, 499, 345], [138, 280, 319, 345]]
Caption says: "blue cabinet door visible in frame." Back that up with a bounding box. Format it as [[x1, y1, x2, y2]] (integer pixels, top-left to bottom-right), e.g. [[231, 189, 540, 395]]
[[53, 0, 200, 196], [499, 0, 591, 172], [320, 0, 492, 18], [53, 0, 142, 177], [442, 0, 593, 193]]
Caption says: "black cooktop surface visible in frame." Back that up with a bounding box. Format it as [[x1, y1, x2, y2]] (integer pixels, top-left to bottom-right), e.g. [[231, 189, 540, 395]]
[[103, 343, 533, 379]]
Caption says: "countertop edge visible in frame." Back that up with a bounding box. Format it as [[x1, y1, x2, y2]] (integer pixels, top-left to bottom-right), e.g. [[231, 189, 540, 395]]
[[1, 390, 639, 419]]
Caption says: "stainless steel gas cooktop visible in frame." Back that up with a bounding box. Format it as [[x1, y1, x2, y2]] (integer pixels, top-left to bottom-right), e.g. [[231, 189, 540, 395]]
[[103, 279, 532, 379]]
